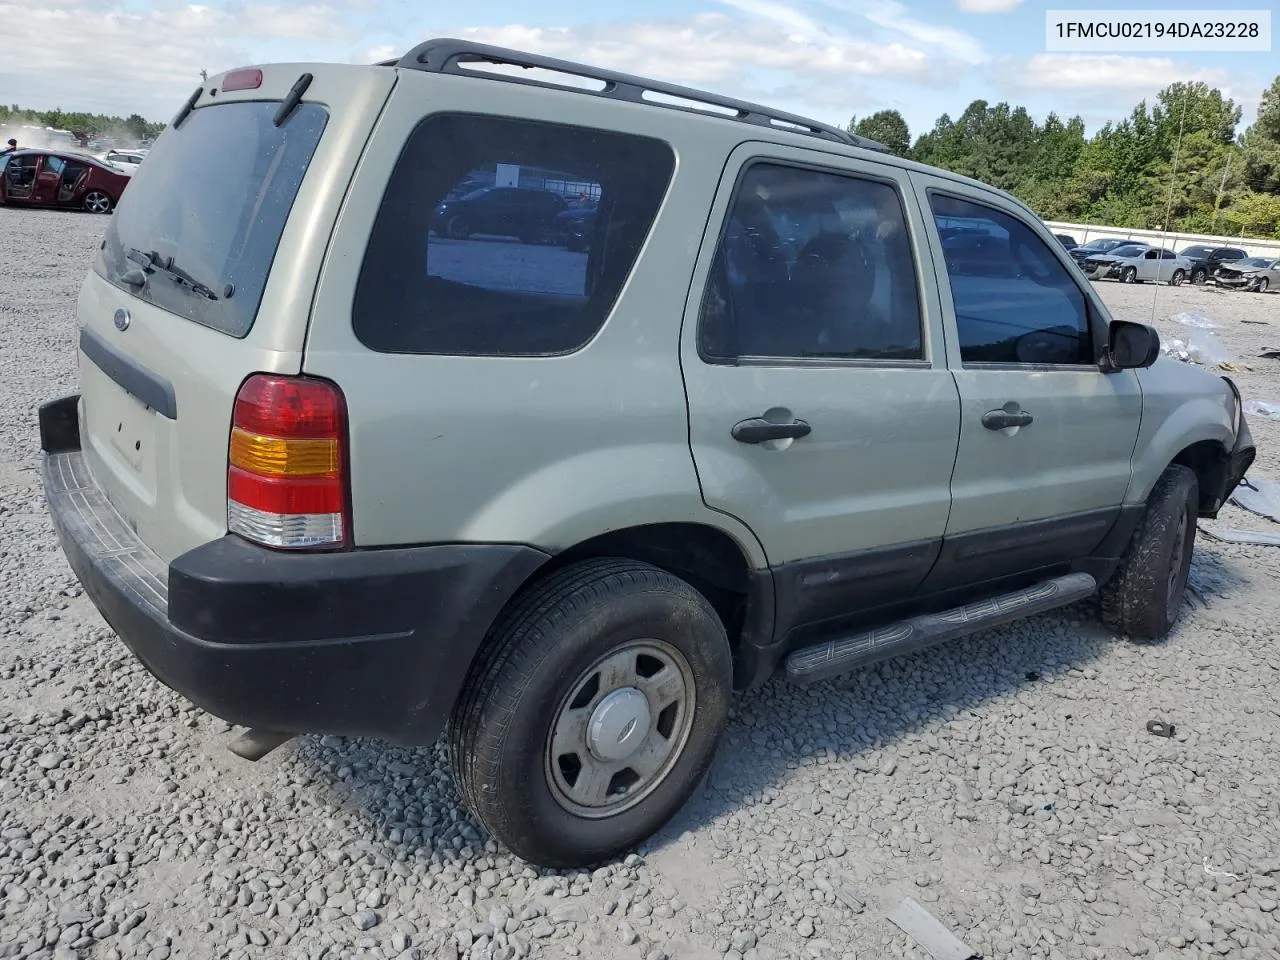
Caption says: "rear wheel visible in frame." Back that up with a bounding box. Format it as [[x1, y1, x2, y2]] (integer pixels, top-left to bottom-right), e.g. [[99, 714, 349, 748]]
[[1169, 269, 1186, 286], [1121, 266, 1138, 284], [82, 190, 112, 214], [1100, 465, 1198, 641], [448, 559, 732, 868]]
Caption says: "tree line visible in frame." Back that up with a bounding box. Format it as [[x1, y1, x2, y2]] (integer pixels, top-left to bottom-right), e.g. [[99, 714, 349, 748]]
[[850, 74, 1280, 241], [0, 105, 165, 145]]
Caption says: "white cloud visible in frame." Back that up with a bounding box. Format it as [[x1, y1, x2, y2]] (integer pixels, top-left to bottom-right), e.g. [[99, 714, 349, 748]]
[[454, 14, 937, 93], [957, 0, 1023, 13], [1012, 54, 1232, 95], [0, 1, 351, 120]]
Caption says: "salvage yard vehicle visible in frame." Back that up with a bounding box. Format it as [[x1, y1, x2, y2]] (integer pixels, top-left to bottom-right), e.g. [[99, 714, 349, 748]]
[[0, 148, 129, 213], [1179, 244, 1248, 285], [1067, 236, 1131, 266], [1214, 256, 1279, 293], [38, 40, 1256, 869], [1082, 244, 1191, 285]]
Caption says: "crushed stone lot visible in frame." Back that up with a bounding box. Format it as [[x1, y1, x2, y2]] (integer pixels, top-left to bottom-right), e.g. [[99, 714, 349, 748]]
[[3, 205, 1280, 960]]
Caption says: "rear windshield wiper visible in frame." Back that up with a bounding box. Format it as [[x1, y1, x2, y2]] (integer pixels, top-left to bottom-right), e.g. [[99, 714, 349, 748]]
[[127, 247, 221, 301]]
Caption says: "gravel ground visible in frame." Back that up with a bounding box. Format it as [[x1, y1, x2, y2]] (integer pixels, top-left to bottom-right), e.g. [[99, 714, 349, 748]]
[[2, 206, 1280, 960]]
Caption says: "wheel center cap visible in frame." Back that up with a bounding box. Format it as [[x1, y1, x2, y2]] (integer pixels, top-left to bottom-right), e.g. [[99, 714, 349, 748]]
[[587, 687, 651, 762]]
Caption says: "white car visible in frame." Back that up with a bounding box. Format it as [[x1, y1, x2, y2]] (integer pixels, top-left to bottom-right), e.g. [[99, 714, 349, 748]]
[[94, 150, 147, 176], [1081, 244, 1192, 285]]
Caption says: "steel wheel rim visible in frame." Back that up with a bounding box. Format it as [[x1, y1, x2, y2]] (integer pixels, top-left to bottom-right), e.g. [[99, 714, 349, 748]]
[[85, 192, 109, 213], [1166, 504, 1191, 619], [546, 638, 696, 819]]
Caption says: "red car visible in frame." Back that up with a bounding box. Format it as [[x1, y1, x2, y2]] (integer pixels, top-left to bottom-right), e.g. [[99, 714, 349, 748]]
[[0, 149, 130, 213]]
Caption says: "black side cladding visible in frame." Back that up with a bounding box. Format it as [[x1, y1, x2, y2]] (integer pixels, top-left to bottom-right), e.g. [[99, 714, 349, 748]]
[[274, 73, 314, 127]]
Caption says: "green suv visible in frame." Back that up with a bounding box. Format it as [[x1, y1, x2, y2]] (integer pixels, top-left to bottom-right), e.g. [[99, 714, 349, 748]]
[[38, 39, 1255, 868]]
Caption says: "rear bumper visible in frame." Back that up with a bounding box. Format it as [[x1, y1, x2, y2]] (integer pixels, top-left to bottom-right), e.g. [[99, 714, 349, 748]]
[[38, 395, 548, 745]]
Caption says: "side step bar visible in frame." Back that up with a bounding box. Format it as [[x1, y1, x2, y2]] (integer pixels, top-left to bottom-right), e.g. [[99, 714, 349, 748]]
[[785, 571, 1097, 686]]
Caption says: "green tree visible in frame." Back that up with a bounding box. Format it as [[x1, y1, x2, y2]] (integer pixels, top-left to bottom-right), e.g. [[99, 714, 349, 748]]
[[1152, 81, 1241, 146], [849, 110, 911, 157]]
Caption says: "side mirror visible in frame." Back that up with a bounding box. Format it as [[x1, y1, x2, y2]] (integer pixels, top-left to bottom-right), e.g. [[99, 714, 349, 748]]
[[1107, 320, 1161, 370]]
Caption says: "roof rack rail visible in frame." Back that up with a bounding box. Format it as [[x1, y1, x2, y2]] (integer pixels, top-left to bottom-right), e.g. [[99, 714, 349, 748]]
[[389, 38, 888, 153]]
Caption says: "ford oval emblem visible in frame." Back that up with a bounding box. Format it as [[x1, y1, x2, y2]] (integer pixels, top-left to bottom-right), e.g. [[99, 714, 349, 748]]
[[113, 308, 131, 331]]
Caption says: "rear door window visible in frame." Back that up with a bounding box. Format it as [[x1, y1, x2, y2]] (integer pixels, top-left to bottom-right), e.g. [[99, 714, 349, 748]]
[[353, 114, 675, 357], [96, 100, 328, 338]]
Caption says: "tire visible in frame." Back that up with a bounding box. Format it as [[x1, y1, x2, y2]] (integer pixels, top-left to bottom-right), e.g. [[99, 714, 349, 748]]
[[1100, 464, 1198, 641], [1121, 267, 1137, 284], [1191, 267, 1208, 285], [82, 190, 112, 214], [1169, 269, 1185, 286], [445, 215, 471, 240], [1259, 278, 1270, 293], [448, 558, 732, 868]]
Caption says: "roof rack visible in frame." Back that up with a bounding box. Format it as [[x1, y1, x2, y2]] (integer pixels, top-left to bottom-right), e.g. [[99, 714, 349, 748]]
[[388, 38, 888, 153]]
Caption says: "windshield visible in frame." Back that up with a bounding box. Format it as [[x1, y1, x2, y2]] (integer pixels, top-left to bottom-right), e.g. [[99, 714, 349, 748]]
[[96, 100, 328, 337], [1238, 257, 1272, 268], [1108, 245, 1146, 258], [1180, 246, 1212, 258]]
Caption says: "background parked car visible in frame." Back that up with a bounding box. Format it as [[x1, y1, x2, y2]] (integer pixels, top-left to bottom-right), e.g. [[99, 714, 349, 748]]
[[1178, 245, 1248, 284], [1054, 233, 1079, 250], [1082, 244, 1191, 285], [431, 186, 569, 244], [94, 149, 147, 177], [554, 202, 597, 252], [0, 149, 128, 213], [1067, 236, 1132, 265], [1214, 257, 1280, 293]]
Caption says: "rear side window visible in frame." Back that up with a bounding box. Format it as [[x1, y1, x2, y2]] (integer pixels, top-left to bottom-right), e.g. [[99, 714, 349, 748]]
[[353, 114, 675, 356], [929, 193, 1093, 366], [699, 161, 924, 362], [96, 101, 328, 338]]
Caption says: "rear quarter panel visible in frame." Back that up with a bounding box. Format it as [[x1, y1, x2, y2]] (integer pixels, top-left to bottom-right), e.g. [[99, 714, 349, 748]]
[[301, 70, 767, 567]]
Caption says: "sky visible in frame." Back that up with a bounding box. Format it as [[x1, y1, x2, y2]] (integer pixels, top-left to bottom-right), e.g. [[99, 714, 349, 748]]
[[0, 0, 1274, 140]]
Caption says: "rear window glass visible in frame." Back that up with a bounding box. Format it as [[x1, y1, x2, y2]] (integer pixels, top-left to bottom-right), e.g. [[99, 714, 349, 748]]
[[96, 100, 328, 338], [353, 113, 675, 357]]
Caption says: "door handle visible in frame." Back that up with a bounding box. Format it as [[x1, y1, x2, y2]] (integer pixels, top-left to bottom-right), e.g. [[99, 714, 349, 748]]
[[982, 409, 1033, 430], [732, 417, 812, 444]]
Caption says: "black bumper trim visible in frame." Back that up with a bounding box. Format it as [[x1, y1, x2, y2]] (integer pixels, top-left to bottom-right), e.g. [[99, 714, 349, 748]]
[[39, 413, 549, 745]]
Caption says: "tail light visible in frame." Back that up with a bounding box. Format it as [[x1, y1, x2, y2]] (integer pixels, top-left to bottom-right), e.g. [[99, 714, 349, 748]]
[[227, 374, 351, 549]]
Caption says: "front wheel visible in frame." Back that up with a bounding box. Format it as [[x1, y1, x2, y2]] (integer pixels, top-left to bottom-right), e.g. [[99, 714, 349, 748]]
[[1121, 266, 1138, 284], [1100, 464, 1198, 641], [1191, 267, 1208, 285], [82, 190, 112, 214], [1258, 278, 1270, 293], [448, 559, 732, 868], [1169, 269, 1186, 286]]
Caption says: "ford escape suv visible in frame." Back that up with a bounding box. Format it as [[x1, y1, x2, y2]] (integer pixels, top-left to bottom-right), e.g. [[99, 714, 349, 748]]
[[39, 39, 1256, 869]]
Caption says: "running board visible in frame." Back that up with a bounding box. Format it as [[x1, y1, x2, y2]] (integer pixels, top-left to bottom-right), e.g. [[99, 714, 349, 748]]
[[784, 572, 1097, 686]]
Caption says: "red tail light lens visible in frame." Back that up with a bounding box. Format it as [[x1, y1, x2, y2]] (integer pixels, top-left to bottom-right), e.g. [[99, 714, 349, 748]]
[[227, 374, 350, 549]]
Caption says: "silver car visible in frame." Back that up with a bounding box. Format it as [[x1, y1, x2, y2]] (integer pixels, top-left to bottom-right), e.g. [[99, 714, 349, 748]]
[[1082, 244, 1192, 285], [1214, 256, 1280, 293]]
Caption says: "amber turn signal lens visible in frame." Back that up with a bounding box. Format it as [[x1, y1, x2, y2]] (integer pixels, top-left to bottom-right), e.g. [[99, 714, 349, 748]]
[[229, 427, 339, 477]]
